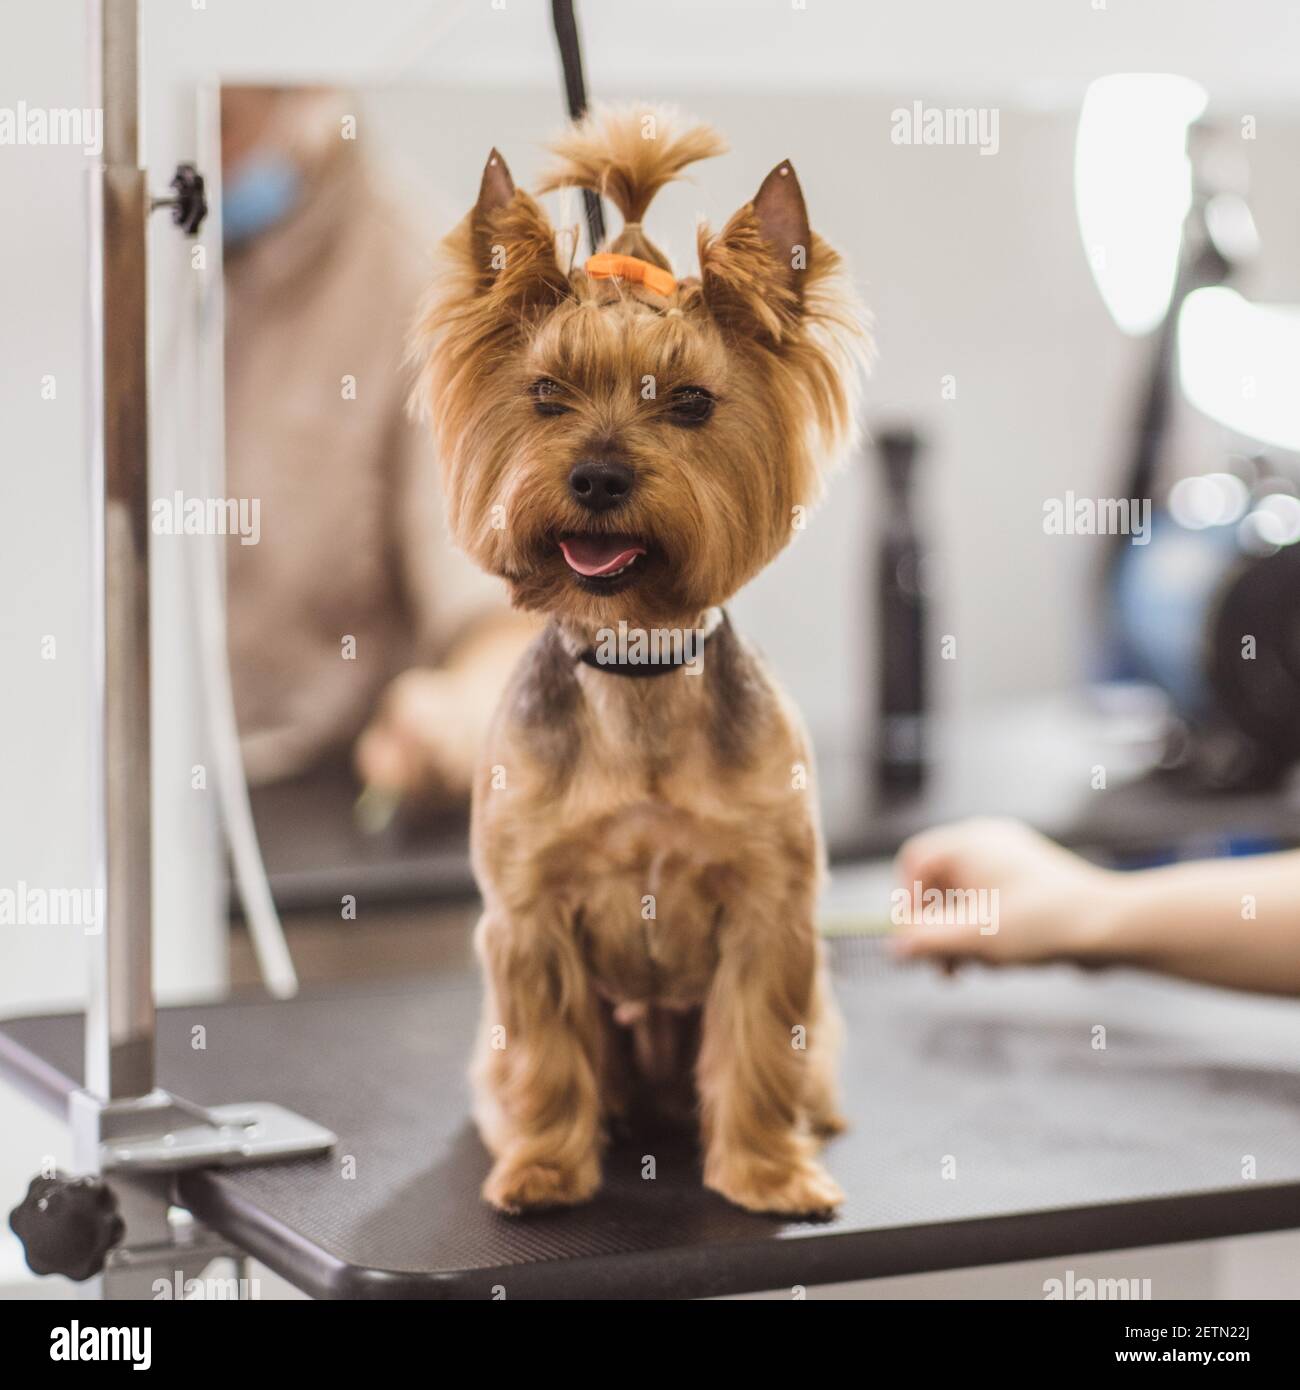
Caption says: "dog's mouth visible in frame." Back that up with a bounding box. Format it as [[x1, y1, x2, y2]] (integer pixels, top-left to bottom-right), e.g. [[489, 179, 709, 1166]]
[[558, 534, 649, 592]]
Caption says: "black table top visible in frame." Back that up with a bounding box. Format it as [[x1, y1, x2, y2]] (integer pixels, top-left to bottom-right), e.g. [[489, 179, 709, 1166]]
[[4, 940, 1300, 1299]]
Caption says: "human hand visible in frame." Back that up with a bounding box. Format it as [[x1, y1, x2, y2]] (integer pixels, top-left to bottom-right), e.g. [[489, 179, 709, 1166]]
[[353, 667, 481, 808], [890, 817, 1120, 971]]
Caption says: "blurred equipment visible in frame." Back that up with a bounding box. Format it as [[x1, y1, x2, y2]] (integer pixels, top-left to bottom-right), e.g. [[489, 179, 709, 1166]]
[[1180, 289, 1300, 453], [1075, 74, 1209, 337], [873, 424, 929, 796], [1113, 465, 1300, 789], [1076, 75, 1300, 790]]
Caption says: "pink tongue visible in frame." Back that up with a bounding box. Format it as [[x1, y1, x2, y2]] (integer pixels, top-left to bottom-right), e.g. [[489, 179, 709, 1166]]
[[559, 537, 646, 577]]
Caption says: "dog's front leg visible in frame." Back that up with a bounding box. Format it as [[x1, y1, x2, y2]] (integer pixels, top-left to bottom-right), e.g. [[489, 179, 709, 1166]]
[[697, 898, 844, 1217], [472, 910, 605, 1213]]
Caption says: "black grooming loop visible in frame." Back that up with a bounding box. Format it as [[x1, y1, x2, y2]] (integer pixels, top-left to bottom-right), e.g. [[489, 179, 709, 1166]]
[[551, 0, 606, 253]]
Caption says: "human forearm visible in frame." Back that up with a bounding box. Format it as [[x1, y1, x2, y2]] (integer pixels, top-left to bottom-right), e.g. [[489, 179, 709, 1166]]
[[1084, 852, 1300, 996]]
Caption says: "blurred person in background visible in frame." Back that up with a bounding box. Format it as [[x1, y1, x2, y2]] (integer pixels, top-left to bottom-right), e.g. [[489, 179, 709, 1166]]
[[220, 86, 534, 804]]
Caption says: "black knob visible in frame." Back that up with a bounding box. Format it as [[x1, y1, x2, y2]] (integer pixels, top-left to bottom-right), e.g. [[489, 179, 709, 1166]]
[[168, 162, 207, 236], [9, 1173, 124, 1281]]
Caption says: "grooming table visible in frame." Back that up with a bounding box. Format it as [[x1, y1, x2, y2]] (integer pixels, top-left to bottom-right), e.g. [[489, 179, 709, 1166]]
[[4, 940, 1300, 1299]]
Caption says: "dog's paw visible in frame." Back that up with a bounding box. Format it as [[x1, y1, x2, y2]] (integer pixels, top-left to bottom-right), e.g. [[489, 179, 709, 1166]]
[[706, 1158, 844, 1217], [482, 1156, 600, 1214]]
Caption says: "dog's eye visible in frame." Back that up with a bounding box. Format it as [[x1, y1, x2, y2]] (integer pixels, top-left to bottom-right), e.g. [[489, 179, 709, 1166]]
[[529, 377, 569, 417], [667, 386, 715, 427]]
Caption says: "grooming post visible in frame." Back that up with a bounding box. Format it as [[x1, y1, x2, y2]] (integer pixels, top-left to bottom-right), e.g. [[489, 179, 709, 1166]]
[[86, 0, 155, 1109]]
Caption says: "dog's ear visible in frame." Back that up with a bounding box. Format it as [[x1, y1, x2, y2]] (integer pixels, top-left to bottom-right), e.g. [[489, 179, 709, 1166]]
[[469, 148, 517, 273], [750, 161, 812, 294], [409, 149, 573, 428], [699, 160, 812, 344], [464, 147, 571, 311]]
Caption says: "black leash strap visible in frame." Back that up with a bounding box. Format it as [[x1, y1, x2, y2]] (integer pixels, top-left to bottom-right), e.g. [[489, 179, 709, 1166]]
[[551, 0, 606, 254]]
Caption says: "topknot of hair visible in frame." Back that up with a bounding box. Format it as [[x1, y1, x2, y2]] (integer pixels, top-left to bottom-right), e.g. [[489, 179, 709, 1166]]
[[537, 103, 727, 269]]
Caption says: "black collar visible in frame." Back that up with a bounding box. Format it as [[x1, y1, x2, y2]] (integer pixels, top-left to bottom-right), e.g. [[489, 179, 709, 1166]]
[[576, 613, 724, 679]]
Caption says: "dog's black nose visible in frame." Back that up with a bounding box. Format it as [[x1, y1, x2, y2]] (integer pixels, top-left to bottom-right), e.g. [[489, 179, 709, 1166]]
[[568, 460, 634, 512]]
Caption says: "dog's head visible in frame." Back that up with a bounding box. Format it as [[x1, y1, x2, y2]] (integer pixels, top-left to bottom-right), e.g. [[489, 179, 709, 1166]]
[[412, 104, 868, 628]]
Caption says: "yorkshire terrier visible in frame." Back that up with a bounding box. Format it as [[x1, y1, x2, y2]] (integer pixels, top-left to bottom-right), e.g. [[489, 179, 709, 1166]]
[[412, 105, 868, 1215]]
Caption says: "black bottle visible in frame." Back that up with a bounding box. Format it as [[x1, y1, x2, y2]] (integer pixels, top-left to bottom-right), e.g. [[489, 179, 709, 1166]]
[[875, 425, 928, 795]]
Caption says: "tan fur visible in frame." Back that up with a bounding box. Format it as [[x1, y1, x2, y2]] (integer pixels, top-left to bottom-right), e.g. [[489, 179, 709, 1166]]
[[538, 103, 727, 223], [411, 104, 869, 1215]]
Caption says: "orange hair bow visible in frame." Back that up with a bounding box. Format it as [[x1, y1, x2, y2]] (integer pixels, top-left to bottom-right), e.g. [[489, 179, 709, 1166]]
[[584, 252, 677, 298]]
